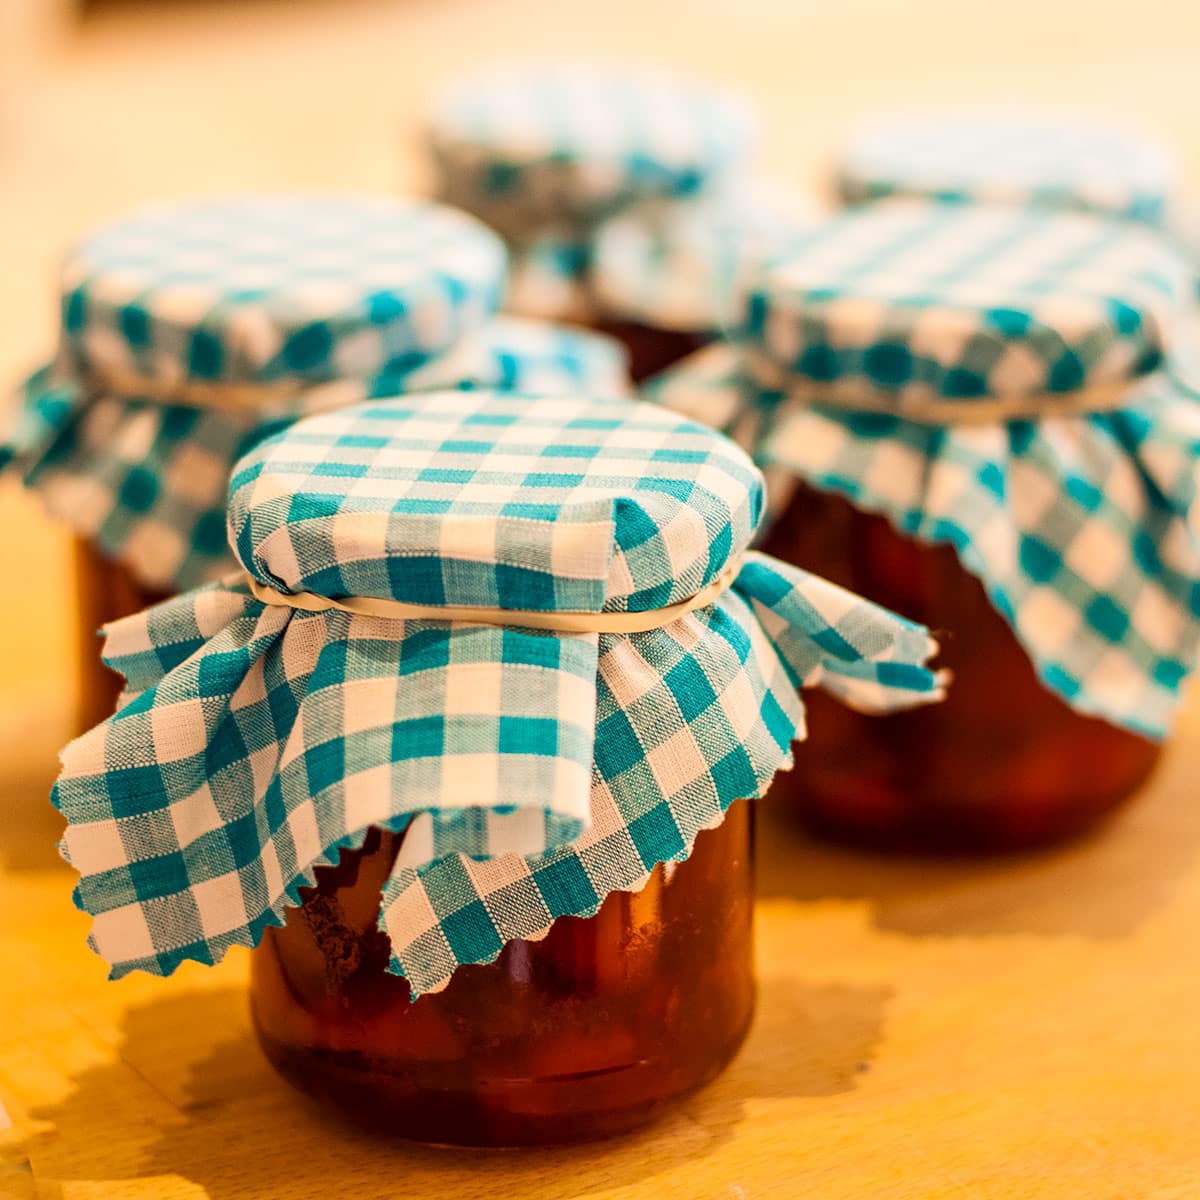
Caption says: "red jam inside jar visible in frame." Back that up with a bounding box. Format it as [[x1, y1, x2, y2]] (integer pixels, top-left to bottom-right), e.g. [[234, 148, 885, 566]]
[[592, 320, 710, 385], [75, 538, 170, 731], [250, 801, 755, 1145], [760, 484, 1161, 851]]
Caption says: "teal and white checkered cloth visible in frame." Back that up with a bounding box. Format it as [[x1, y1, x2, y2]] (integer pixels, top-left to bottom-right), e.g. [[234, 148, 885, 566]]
[[59, 195, 508, 386], [837, 109, 1177, 224], [742, 201, 1186, 412], [426, 63, 756, 239], [53, 390, 943, 995], [646, 343, 1200, 739], [5, 194, 582, 589], [591, 183, 819, 333], [6, 288, 631, 589]]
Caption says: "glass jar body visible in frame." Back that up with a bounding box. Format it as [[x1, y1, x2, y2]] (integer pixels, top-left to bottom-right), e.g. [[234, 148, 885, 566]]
[[760, 485, 1160, 851], [250, 801, 755, 1146], [75, 538, 169, 731]]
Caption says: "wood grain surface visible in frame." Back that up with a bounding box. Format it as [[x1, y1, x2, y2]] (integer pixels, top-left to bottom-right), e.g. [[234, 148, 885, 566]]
[[4, 720, 1200, 1199], [2, 1, 1199, 1195]]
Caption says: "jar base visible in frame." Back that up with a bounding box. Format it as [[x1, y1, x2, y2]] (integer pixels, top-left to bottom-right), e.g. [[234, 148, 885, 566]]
[[786, 763, 1161, 856], [253, 1004, 753, 1147], [775, 695, 1163, 855]]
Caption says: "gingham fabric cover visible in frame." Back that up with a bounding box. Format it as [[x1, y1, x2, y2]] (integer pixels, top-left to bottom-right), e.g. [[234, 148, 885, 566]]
[[60, 195, 507, 386], [53, 390, 943, 994], [403, 314, 629, 397], [646, 343, 1200, 738], [591, 182, 818, 333], [743, 201, 1187, 411], [426, 63, 755, 237], [837, 110, 1177, 224], [3, 318, 632, 591]]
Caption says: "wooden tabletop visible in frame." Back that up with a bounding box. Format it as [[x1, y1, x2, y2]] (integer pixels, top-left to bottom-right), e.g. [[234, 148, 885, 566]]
[[4, 705, 1200, 1199], [3, 1, 1200, 1196]]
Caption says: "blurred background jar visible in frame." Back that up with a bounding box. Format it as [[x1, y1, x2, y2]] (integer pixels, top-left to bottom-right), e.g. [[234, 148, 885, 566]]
[[648, 199, 1200, 851], [2, 194, 637, 732], [589, 183, 819, 382], [835, 108, 1179, 225], [424, 61, 757, 379], [758, 484, 1164, 850], [2, 195, 509, 730]]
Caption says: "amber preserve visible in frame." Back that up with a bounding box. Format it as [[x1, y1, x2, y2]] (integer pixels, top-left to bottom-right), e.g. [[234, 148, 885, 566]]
[[762, 486, 1160, 850], [251, 803, 756, 1145]]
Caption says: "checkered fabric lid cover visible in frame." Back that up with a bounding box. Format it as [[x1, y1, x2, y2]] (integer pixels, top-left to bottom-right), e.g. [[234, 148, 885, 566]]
[[427, 63, 755, 235], [743, 201, 1187, 410], [225, 389, 762, 613], [592, 182, 819, 332], [53, 389, 944, 994], [3, 317, 631, 591], [837, 109, 1177, 224], [401, 314, 629, 397], [59, 195, 508, 388], [646, 344, 1200, 738]]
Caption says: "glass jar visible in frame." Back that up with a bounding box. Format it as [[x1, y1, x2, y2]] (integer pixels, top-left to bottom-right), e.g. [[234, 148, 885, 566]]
[[760, 485, 1161, 851], [74, 538, 168, 731], [251, 800, 755, 1145], [427, 67, 757, 386]]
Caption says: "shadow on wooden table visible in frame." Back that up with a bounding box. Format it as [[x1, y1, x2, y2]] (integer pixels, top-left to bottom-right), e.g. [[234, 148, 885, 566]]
[[23, 976, 889, 1198], [756, 733, 1200, 940]]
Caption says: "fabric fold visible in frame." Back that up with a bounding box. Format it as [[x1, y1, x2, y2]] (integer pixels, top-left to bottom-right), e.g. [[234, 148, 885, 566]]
[[382, 567, 945, 996], [57, 582, 601, 978], [53, 542, 943, 992], [646, 343, 1200, 738], [734, 552, 947, 710]]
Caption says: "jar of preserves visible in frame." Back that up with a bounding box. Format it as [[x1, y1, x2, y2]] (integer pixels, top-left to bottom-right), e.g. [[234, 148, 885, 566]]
[[54, 389, 942, 1144], [648, 199, 1200, 851], [425, 63, 757, 377], [836, 108, 1177, 224], [591, 185, 816, 382], [3, 196, 639, 731]]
